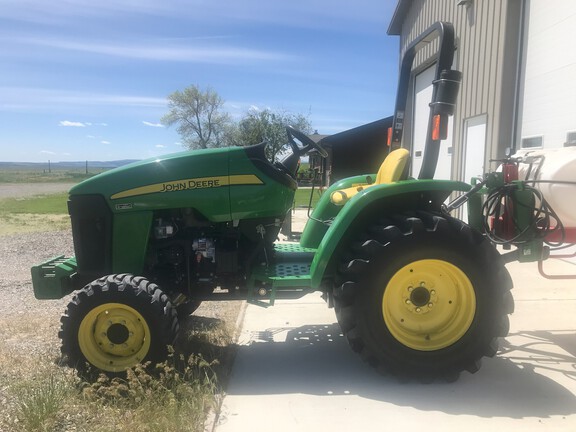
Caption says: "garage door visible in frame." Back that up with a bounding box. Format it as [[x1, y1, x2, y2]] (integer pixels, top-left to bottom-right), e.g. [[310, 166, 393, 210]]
[[521, 0, 576, 149]]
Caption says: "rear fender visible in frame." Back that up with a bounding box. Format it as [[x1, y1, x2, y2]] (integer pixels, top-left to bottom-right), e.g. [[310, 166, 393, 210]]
[[309, 179, 471, 288], [300, 174, 374, 249]]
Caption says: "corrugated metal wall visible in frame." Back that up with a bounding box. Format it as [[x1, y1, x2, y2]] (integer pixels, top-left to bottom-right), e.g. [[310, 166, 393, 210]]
[[394, 0, 522, 180]]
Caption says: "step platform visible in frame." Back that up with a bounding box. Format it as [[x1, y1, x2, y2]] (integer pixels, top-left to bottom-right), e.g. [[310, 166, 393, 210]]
[[248, 242, 316, 306]]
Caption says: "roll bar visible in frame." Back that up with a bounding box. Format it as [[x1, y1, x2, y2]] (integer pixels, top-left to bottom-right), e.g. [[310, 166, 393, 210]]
[[389, 21, 461, 179]]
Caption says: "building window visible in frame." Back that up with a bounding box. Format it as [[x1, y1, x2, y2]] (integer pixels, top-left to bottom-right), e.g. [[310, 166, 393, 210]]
[[565, 131, 576, 147], [521, 136, 543, 148]]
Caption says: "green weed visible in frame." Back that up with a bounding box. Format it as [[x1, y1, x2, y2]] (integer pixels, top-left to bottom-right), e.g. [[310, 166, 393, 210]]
[[14, 371, 76, 432]]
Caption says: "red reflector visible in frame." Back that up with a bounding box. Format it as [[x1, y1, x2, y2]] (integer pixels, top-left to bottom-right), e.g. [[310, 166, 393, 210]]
[[432, 115, 441, 141], [503, 163, 518, 183], [387, 127, 392, 147]]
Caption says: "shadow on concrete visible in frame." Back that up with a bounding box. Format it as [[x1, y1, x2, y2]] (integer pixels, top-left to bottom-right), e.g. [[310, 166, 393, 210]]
[[224, 322, 576, 419]]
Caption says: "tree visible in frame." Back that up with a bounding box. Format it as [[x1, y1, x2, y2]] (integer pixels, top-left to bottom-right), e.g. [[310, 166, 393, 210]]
[[233, 108, 313, 160], [161, 85, 231, 150]]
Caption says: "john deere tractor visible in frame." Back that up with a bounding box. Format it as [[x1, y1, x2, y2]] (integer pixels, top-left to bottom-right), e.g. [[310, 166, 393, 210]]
[[32, 22, 521, 381]]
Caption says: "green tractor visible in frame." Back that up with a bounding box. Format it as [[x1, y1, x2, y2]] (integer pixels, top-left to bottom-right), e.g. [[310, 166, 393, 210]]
[[33, 22, 526, 381]]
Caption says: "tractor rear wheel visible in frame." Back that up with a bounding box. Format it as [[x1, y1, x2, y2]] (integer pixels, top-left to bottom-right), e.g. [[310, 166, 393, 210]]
[[334, 212, 514, 381], [60, 274, 179, 376]]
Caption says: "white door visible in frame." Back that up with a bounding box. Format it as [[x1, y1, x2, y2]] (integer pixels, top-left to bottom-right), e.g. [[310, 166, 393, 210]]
[[463, 115, 487, 183], [461, 115, 487, 222], [412, 65, 454, 180]]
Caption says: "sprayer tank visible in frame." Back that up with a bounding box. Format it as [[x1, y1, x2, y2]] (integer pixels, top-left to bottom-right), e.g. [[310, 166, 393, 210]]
[[516, 147, 576, 228]]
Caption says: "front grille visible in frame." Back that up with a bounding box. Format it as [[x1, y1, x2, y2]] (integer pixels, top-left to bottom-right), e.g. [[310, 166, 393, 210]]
[[68, 194, 112, 278]]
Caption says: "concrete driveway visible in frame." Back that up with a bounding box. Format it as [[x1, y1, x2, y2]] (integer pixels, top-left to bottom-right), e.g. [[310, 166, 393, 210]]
[[215, 214, 576, 432]]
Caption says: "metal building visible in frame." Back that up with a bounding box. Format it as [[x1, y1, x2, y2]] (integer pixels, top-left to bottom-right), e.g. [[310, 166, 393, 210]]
[[388, 0, 525, 183], [388, 0, 576, 185]]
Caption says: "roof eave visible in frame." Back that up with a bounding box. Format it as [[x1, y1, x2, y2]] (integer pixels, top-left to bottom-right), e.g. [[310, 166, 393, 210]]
[[387, 0, 411, 35]]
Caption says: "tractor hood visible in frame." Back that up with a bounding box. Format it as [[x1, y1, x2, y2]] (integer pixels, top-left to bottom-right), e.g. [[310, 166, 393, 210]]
[[69, 144, 297, 223], [70, 147, 232, 198]]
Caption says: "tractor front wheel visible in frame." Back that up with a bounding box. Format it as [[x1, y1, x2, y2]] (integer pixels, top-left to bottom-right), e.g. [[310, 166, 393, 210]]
[[60, 274, 179, 376], [335, 212, 514, 381]]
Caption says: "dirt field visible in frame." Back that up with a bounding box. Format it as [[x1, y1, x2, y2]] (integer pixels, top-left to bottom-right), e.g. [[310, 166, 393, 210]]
[[0, 183, 74, 199]]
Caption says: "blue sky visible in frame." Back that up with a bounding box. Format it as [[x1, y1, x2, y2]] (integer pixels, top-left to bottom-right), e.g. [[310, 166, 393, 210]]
[[0, 0, 399, 162]]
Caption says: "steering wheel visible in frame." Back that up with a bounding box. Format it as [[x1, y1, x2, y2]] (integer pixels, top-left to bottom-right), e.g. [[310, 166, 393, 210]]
[[285, 126, 328, 158]]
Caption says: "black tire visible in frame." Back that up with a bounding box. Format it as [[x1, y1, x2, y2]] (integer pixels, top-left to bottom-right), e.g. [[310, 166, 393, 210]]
[[60, 274, 179, 376], [334, 212, 514, 382]]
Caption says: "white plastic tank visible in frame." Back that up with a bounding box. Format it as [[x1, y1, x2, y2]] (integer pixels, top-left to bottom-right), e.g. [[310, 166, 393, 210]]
[[516, 147, 576, 228]]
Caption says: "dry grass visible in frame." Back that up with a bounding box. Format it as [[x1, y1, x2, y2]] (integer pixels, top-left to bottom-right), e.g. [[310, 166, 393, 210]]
[[0, 303, 241, 432], [0, 192, 70, 236], [0, 214, 70, 236]]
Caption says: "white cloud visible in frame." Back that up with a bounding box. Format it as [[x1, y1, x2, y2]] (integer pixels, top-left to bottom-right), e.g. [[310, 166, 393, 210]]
[[0, 87, 167, 113], [59, 120, 86, 127], [155, 144, 167, 148], [40, 150, 56, 155], [7, 36, 295, 64], [101, 140, 111, 145], [143, 121, 164, 128]]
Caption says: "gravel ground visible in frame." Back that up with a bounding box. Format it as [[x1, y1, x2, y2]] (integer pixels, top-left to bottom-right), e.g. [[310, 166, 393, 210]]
[[0, 228, 241, 357], [0, 183, 75, 199]]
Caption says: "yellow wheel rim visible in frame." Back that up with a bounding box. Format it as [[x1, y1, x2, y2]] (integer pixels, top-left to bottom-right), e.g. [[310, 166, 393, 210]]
[[382, 259, 476, 351], [78, 303, 151, 372]]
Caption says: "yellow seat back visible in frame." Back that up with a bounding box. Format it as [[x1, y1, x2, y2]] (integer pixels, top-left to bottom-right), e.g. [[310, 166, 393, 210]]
[[375, 148, 410, 184]]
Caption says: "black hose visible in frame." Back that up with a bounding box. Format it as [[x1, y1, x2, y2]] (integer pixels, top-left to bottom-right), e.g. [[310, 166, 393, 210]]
[[482, 183, 565, 247]]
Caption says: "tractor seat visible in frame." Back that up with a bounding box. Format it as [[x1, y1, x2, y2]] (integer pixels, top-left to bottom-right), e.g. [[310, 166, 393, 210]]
[[330, 148, 410, 206]]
